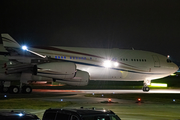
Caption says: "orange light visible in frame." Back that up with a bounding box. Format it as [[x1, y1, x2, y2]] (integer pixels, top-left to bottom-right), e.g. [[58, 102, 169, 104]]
[[138, 98, 141, 101], [108, 99, 112, 102]]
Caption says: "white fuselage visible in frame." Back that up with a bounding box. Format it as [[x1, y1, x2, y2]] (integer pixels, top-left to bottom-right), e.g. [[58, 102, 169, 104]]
[[29, 46, 178, 81]]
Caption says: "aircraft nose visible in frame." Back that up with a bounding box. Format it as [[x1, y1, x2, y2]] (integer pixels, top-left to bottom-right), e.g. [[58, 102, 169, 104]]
[[173, 62, 179, 72]]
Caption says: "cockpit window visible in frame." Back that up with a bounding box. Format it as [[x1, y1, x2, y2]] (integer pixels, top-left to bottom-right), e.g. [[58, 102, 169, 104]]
[[167, 59, 172, 63]]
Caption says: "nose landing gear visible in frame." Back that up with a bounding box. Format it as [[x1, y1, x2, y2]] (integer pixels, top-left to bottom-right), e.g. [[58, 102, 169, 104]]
[[142, 79, 151, 92]]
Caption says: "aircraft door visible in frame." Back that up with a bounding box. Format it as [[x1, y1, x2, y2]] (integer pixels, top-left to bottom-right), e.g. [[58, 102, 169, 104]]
[[152, 55, 160, 67]]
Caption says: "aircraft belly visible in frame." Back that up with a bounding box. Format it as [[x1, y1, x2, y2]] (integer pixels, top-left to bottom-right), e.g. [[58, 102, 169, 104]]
[[76, 64, 147, 81]]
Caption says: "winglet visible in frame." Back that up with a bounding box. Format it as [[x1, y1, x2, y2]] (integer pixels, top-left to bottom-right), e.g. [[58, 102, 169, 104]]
[[1, 34, 21, 48]]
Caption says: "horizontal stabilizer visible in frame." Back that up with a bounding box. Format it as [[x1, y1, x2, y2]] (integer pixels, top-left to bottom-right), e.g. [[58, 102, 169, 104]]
[[1, 34, 20, 48]]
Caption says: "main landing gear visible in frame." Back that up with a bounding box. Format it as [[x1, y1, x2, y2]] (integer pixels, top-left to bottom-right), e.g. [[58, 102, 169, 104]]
[[142, 79, 151, 92], [0, 82, 32, 94]]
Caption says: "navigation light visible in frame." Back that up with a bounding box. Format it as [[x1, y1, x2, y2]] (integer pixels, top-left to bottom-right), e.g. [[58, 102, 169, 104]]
[[22, 45, 28, 50]]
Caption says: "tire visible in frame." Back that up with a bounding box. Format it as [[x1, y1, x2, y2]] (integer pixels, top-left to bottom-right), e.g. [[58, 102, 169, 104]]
[[142, 87, 150, 92], [9, 86, 20, 94], [22, 86, 32, 94]]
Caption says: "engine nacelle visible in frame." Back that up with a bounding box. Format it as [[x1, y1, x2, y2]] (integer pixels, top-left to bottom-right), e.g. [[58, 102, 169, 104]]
[[56, 70, 89, 86], [33, 62, 76, 79]]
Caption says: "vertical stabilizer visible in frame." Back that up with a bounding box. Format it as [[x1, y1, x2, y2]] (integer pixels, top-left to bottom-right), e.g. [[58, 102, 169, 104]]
[[1, 34, 20, 48]]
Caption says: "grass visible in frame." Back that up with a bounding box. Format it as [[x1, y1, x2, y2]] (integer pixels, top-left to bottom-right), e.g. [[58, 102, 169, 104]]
[[0, 98, 74, 109], [0, 93, 75, 109]]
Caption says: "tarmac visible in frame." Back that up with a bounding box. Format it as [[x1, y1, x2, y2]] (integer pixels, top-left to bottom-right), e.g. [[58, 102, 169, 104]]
[[1, 89, 180, 120]]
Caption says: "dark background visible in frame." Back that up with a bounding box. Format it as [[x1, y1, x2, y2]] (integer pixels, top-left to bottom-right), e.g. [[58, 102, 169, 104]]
[[1, 0, 180, 62]]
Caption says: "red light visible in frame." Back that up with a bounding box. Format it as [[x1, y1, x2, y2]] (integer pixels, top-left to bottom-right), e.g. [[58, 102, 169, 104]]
[[138, 98, 141, 101], [108, 99, 112, 102]]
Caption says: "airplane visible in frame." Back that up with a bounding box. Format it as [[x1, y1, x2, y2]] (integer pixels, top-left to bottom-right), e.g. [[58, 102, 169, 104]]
[[0, 33, 178, 94]]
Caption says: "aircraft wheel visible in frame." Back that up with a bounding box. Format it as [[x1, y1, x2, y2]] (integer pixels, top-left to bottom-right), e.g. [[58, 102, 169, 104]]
[[142, 87, 150, 92], [22, 86, 32, 94], [9, 86, 20, 94]]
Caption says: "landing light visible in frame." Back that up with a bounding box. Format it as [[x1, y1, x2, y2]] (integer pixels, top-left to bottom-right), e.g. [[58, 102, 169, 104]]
[[114, 62, 119, 67], [103, 60, 112, 68], [103, 60, 119, 68]]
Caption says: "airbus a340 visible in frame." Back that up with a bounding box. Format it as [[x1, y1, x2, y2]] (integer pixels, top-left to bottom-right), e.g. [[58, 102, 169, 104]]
[[0, 34, 178, 94]]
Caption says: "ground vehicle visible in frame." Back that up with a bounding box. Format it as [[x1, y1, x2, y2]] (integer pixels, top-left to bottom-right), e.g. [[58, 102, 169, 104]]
[[42, 107, 121, 120], [0, 110, 40, 120]]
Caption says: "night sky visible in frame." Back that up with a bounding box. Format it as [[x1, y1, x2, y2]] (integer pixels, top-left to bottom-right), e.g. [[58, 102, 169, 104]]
[[1, 0, 180, 62]]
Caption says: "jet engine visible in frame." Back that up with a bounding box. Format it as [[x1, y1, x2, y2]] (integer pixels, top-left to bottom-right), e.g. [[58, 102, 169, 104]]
[[33, 62, 76, 79], [56, 70, 89, 86]]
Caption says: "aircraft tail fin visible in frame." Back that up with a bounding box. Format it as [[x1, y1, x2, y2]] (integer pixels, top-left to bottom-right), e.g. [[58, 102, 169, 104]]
[[1, 33, 20, 48]]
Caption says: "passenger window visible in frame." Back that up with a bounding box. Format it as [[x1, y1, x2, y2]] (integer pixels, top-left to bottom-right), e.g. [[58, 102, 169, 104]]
[[56, 112, 70, 120], [43, 112, 56, 120]]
